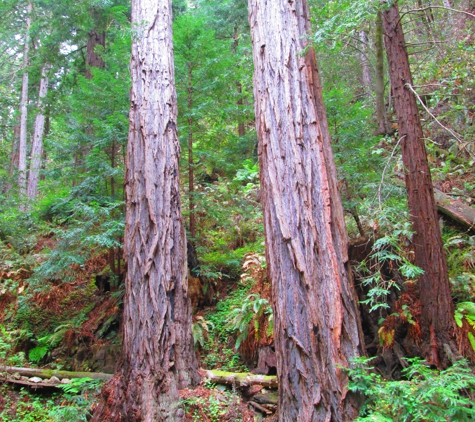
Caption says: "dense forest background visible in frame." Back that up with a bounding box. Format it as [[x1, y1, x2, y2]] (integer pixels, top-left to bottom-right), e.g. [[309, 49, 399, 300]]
[[1, 0, 475, 420]]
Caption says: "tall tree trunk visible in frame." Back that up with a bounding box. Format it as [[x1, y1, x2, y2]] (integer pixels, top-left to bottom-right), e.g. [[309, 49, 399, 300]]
[[233, 26, 246, 137], [248, 0, 364, 420], [359, 30, 372, 95], [10, 124, 20, 175], [187, 65, 196, 242], [3, 123, 20, 194], [382, 1, 457, 367], [91, 0, 200, 420], [18, 2, 32, 205], [74, 19, 106, 187], [375, 11, 389, 135], [27, 65, 49, 200]]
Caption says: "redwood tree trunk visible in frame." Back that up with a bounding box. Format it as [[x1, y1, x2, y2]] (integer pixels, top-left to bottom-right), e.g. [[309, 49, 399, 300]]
[[91, 0, 200, 420], [27, 65, 49, 199], [359, 30, 372, 95], [85, 28, 105, 79], [375, 11, 388, 135], [382, 1, 456, 367], [18, 2, 32, 204], [187, 65, 196, 241], [248, 1, 364, 420]]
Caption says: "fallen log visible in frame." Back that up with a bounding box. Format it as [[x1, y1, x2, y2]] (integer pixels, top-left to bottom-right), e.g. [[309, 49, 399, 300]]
[[203, 369, 278, 388], [1, 366, 277, 389], [0, 366, 113, 381], [434, 188, 475, 232]]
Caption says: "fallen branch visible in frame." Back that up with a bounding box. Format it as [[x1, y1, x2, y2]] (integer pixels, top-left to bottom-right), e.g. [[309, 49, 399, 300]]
[[249, 400, 273, 415], [203, 369, 278, 388]]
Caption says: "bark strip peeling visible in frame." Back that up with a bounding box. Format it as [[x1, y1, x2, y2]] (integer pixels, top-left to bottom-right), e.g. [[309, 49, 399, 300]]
[[248, 0, 364, 420], [92, 0, 199, 420]]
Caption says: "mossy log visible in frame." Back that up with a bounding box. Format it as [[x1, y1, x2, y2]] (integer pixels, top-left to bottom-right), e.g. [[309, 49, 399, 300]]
[[0, 366, 113, 381], [434, 188, 475, 232], [1, 367, 277, 389], [203, 369, 278, 388]]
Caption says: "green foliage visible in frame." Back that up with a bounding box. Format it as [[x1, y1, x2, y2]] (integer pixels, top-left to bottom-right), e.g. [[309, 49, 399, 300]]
[[181, 386, 240, 422], [358, 219, 423, 312], [200, 284, 251, 371], [8, 390, 54, 422], [31, 189, 124, 285], [0, 325, 28, 366], [348, 357, 475, 421], [28, 323, 74, 363], [192, 316, 215, 349], [226, 293, 273, 350], [455, 301, 475, 352]]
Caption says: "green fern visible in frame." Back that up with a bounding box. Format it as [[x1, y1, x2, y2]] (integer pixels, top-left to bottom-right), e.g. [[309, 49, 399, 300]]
[[226, 293, 273, 350]]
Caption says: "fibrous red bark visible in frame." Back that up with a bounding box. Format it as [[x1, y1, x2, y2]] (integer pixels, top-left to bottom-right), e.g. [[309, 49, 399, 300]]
[[91, 0, 200, 420], [382, 1, 457, 367], [248, 0, 364, 420]]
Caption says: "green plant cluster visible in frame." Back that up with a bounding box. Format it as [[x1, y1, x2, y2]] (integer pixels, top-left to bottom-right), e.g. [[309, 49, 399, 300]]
[[0, 378, 102, 422], [348, 357, 475, 421]]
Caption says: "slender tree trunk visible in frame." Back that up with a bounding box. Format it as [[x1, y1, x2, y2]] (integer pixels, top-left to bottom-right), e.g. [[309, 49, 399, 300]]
[[237, 83, 246, 136], [375, 11, 389, 135], [233, 26, 246, 137], [3, 123, 20, 194], [382, 1, 457, 367], [187, 65, 196, 241], [359, 30, 372, 95], [27, 65, 49, 200], [10, 124, 20, 174], [18, 2, 32, 205], [73, 20, 106, 187], [248, 0, 364, 420], [110, 139, 116, 197], [91, 0, 200, 420]]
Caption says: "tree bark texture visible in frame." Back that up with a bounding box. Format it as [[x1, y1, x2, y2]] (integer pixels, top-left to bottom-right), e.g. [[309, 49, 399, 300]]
[[85, 28, 105, 79], [382, 1, 456, 367], [248, 1, 364, 420], [18, 2, 32, 204], [27, 65, 49, 199], [233, 27, 246, 137], [375, 11, 388, 135], [91, 0, 200, 420]]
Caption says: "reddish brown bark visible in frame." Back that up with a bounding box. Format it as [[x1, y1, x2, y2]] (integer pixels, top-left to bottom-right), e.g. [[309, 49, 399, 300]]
[[85, 28, 105, 80], [375, 11, 388, 135], [248, 0, 364, 420], [91, 0, 199, 420], [187, 65, 196, 241], [382, 1, 457, 367]]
